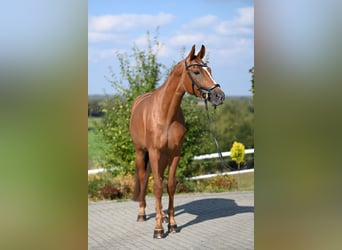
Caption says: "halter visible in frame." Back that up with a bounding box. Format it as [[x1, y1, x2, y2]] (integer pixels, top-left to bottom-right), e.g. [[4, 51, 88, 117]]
[[185, 60, 234, 171], [185, 61, 221, 99]]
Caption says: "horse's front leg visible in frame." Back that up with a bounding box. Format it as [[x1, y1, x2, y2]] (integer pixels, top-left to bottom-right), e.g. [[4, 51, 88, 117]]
[[149, 150, 167, 239], [167, 155, 180, 233], [152, 172, 164, 238]]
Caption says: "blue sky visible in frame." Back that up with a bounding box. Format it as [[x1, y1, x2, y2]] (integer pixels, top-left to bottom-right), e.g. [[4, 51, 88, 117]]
[[88, 0, 254, 96]]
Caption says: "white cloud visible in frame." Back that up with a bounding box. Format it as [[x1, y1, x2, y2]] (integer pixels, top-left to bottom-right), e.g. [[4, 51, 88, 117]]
[[156, 46, 172, 57], [133, 35, 150, 47], [167, 7, 253, 50], [88, 12, 175, 33], [215, 7, 254, 35], [182, 15, 219, 30], [88, 32, 116, 43], [88, 48, 119, 63], [169, 34, 205, 46], [164, 7, 253, 65], [134, 35, 171, 57], [236, 7, 254, 25], [88, 7, 254, 66]]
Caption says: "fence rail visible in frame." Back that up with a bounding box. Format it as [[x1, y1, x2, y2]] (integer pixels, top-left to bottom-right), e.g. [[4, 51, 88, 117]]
[[188, 148, 254, 180], [187, 169, 254, 180], [193, 148, 254, 160], [88, 148, 254, 176]]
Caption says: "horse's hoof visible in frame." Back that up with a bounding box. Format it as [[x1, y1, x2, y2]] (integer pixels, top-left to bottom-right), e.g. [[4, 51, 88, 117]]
[[137, 214, 146, 222], [168, 224, 178, 233], [153, 229, 165, 239], [162, 215, 169, 223]]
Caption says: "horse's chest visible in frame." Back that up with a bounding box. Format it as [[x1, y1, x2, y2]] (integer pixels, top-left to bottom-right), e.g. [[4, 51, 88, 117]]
[[167, 122, 186, 149], [149, 121, 185, 151]]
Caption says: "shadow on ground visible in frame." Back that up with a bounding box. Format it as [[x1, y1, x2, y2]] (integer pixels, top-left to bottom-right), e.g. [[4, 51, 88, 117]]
[[147, 197, 254, 234], [175, 198, 254, 231]]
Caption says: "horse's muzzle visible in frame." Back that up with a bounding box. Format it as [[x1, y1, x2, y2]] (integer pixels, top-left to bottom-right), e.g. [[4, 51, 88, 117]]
[[208, 89, 225, 106]]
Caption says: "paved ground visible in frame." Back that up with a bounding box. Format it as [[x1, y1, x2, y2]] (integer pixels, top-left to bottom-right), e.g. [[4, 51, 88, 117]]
[[88, 192, 254, 250]]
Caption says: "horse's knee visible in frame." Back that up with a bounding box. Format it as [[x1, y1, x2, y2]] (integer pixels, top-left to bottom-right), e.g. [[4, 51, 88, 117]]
[[167, 183, 175, 194], [153, 181, 163, 197]]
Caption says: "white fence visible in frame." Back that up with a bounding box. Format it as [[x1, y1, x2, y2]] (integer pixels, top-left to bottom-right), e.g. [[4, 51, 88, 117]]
[[88, 168, 105, 175], [193, 148, 254, 160], [188, 148, 254, 180], [187, 169, 254, 180], [88, 148, 254, 176]]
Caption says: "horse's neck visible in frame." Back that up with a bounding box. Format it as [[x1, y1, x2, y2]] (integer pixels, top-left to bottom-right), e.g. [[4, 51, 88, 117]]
[[155, 70, 185, 124]]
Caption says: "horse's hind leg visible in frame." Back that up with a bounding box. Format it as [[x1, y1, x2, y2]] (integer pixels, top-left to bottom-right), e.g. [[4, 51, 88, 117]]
[[167, 155, 180, 233], [134, 150, 150, 222]]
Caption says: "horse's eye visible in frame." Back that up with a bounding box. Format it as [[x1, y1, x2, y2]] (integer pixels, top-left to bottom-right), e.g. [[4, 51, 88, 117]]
[[193, 70, 200, 75]]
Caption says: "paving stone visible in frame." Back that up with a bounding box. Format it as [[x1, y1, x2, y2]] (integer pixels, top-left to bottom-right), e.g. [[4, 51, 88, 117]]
[[89, 192, 254, 249]]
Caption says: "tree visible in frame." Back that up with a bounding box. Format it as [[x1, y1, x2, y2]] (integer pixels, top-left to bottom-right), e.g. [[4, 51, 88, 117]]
[[249, 66, 254, 95], [230, 141, 245, 190], [214, 97, 254, 151], [88, 96, 105, 117], [95, 31, 162, 175]]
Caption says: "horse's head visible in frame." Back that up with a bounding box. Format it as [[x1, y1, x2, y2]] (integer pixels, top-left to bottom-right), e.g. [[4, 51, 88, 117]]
[[183, 45, 225, 107]]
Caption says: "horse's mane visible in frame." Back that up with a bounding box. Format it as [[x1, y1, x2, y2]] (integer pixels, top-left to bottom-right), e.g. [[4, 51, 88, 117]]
[[159, 60, 184, 87]]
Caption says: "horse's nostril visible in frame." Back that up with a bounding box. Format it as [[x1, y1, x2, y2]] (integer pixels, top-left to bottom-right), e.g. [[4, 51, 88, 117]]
[[208, 91, 225, 105], [217, 93, 225, 101]]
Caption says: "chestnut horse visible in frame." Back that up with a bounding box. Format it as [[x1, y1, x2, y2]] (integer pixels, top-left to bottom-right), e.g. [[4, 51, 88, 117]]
[[129, 45, 225, 238]]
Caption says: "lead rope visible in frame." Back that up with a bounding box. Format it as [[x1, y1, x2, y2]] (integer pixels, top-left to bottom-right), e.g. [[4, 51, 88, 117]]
[[204, 100, 235, 171]]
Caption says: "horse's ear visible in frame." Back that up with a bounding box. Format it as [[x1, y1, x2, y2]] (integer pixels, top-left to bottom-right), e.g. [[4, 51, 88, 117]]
[[197, 45, 206, 59], [186, 44, 196, 61]]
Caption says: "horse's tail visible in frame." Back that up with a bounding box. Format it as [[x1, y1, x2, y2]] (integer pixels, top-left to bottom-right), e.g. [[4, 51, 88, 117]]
[[133, 151, 151, 201]]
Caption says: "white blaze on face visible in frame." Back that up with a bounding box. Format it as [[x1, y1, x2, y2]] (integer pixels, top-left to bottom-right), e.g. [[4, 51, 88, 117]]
[[203, 67, 219, 86]]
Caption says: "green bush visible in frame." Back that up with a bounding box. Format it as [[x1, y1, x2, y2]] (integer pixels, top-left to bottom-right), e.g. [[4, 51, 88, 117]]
[[88, 173, 135, 201], [88, 177, 106, 199], [175, 175, 237, 194], [100, 184, 123, 200], [176, 179, 196, 193], [202, 175, 237, 192], [88, 173, 239, 201], [94, 32, 162, 175]]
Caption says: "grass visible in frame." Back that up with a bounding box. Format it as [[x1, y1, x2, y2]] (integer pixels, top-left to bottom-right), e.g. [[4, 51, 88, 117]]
[[183, 171, 254, 193], [231, 172, 254, 191], [88, 117, 108, 169], [88, 129, 103, 168]]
